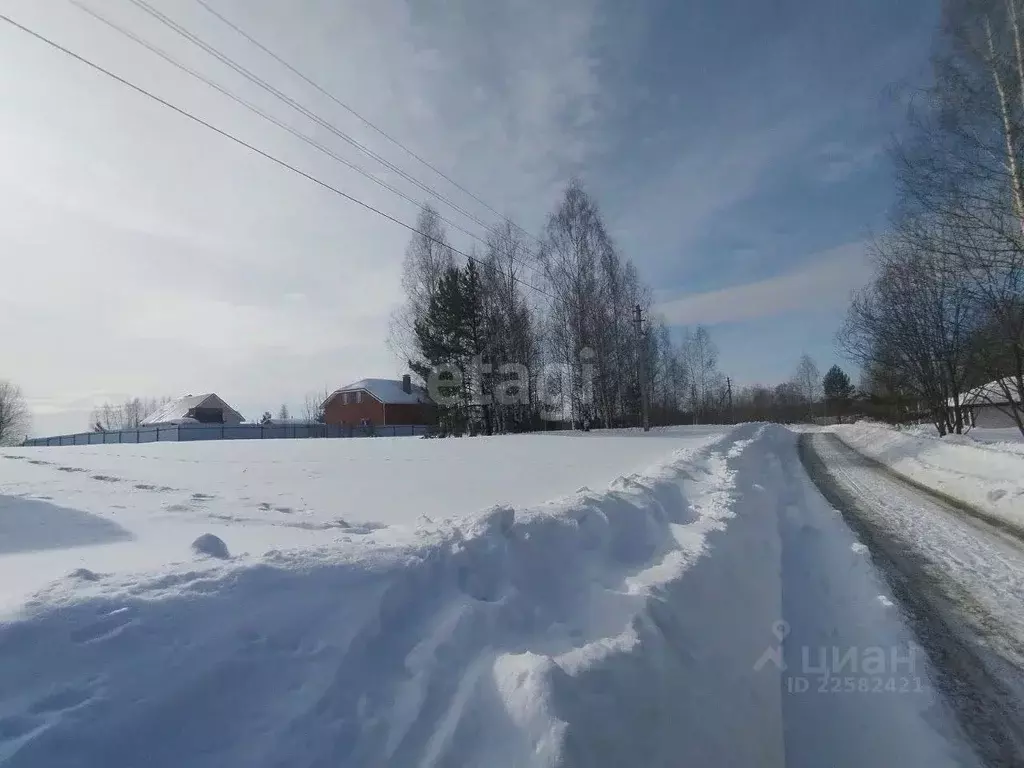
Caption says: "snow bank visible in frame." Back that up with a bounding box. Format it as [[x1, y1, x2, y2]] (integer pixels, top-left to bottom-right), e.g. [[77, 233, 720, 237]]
[[833, 422, 1024, 531], [0, 426, 972, 765], [0, 427, 778, 766], [0, 433, 710, 610], [897, 422, 1024, 454]]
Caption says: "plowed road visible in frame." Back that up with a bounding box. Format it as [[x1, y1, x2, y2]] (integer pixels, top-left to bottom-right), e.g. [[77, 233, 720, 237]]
[[799, 432, 1024, 768]]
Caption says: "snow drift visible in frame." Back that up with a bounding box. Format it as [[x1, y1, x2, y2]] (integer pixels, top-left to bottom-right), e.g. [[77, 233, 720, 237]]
[[832, 422, 1024, 532]]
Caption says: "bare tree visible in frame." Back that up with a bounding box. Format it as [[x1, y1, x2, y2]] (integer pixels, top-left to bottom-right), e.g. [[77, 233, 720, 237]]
[[389, 182, 703, 432], [388, 205, 457, 372], [840, 227, 980, 434], [0, 380, 30, 445], [682, 326, 718, 423], [277, 403, 290, 421], [302, 388, 332, 423], [792, 354, 822, 419], [537, 179, 609, 428], [90, 396, 169, 432], [886, 0, 1024, 434], [481, 220, 540, 432]]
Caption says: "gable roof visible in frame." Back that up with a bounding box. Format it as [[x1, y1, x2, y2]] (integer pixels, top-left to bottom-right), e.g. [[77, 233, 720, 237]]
[[141, 393, 244, 425], [327, 378, 431, 406], [954, 378, 1021, 408]]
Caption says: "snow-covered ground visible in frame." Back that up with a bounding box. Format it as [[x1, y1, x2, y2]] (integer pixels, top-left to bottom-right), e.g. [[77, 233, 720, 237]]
[[897, 422, 1024, 454], [0, 426, 977, 766], [802, 432, 1024, 763], [832, 422, 1024, 532], [0, 433, 712, 610]]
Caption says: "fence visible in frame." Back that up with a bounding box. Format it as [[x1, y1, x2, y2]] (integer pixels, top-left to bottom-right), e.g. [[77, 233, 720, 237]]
[[22, 423, 428, 447]]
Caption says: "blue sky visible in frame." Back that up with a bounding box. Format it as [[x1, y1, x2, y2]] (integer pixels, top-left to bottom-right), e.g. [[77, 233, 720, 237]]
[[590, 0, 938, 386], [0, 0, 939, 434]]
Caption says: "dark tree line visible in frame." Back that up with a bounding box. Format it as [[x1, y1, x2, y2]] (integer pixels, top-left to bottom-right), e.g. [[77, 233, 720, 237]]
[[841, 0, 1024, 436], [391, 182, 731, 435], [727, 360, 856, 425], [392, 199, 863, 433]]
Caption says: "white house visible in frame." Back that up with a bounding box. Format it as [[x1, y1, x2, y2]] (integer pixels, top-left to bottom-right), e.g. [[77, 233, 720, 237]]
[[142, 393, 244, 426], [957, 378, 1021, 429]]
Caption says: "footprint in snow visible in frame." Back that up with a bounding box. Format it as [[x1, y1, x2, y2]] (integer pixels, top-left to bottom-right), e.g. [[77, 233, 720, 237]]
[[134, 483, 174, 492], [0, 680, 104, 748], [0, 714, 46, 742], [28, 683, 98, 715], [70, 607, 138, 644]]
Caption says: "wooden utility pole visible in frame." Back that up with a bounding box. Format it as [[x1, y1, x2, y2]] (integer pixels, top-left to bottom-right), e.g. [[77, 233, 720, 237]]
[[634, 304, 650, 432]]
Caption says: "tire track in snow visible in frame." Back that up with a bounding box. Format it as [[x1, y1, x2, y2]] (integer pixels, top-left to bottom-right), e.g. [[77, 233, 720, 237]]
[[799, 432, 1024, 767]]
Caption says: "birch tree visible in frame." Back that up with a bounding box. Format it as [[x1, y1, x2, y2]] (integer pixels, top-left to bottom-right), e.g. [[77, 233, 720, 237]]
[[682, 326, 718, 423], [388, 205, 456, 373], [792, 354, 821, 418], [890, 0, 1024, 433], [537, 179, 608, 427], [0, 381, 29, 445], [840, 228, 981, 434], [481, 221, 540, 432]]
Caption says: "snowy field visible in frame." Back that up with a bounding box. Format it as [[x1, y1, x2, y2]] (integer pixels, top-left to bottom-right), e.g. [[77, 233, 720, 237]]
[[832, 422, 1024, 532], [0, 432, 720, 610], [0, 426, 978, 765], [896, 422, 1024, 454]]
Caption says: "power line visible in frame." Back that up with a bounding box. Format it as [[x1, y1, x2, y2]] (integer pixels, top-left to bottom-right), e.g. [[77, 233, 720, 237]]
[[0, 11, 556, 304], [64, 0, 521, 266], [125, 0, 529, 261], [191, 0, 543, 249]]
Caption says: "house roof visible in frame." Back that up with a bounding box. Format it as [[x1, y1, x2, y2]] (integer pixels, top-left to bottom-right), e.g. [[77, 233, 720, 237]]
[[327, 378, 431, 406], [141, 393, 244, 425], [954, 378, 1021, 408]]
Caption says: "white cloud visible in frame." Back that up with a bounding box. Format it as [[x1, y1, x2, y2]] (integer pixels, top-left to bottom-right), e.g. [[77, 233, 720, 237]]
[[0, 0, 611, 434], [655, 242, 871, 326], [815, 141, 885, 184]]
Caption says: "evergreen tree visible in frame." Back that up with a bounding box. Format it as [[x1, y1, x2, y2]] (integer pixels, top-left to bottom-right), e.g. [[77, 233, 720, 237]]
[[823, 365, 855, 422], [412, 266, 470, 434]]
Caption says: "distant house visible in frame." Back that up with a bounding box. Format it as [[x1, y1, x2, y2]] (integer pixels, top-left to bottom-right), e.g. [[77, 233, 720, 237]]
[[322, 376, 434, 428], [956, 378, 1021, 429], [142, 393, 245, 426]]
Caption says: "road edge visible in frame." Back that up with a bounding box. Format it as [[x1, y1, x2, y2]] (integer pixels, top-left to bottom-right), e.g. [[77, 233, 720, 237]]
[[798, 432, 1024, 767], [829, 431, 1024, 546]]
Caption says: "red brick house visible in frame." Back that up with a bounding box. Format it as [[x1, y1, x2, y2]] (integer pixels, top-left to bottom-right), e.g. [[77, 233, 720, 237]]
[[322, 376, 435, 428]]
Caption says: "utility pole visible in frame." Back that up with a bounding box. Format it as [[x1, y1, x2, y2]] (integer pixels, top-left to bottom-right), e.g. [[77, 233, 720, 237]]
[[726, 376, 734, 424], [634, 304, 650, 432]]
